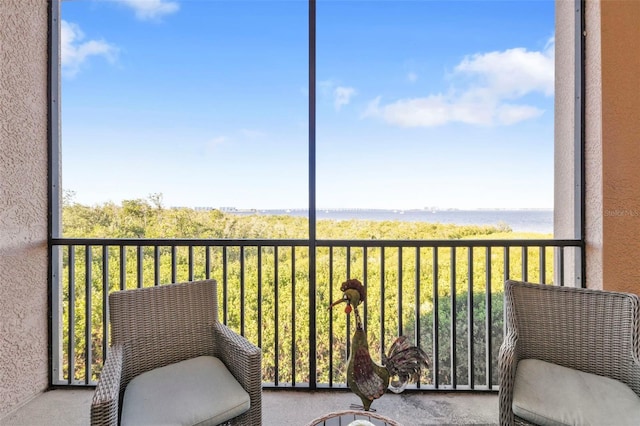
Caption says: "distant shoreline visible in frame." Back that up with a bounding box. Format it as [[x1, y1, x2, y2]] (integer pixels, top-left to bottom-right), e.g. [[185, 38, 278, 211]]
[[207, 208, 554, 234], [205, 207, 553, 213]]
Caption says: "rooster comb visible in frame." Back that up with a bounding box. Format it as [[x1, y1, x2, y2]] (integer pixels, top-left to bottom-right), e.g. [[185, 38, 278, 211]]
[[340, 278, 366, 303]]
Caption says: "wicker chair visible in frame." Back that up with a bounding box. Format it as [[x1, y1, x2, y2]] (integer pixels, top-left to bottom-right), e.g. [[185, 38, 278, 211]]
[[90, 280, 262, 426], [499, 279, 640, 425]]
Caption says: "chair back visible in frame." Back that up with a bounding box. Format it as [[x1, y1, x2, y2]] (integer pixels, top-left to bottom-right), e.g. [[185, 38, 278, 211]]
[[505, 279, 640, 394], [108, 280, 219, 384]]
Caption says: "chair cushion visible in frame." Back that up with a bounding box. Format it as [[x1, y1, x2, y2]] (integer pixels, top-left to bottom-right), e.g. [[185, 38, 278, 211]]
[[121, 355, 250, 426], [513, 359, 640, 426]]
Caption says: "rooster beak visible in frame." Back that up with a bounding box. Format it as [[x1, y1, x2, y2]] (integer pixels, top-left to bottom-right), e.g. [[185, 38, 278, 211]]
[[329, 295, 351, 313], [330, 298, 345, 309], [330, 295, 347, 309]]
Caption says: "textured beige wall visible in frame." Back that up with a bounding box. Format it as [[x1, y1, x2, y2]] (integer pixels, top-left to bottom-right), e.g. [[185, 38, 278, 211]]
[[554, 0, 582, 287], [600, 0, 640, 293], [584, 0, 604, 289], [554, 0, 577, 240], [0, 0, 50, 418]]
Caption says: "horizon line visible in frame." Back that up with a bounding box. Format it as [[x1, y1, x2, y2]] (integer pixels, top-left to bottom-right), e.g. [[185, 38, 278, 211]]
[[188, 206, 554, 212]]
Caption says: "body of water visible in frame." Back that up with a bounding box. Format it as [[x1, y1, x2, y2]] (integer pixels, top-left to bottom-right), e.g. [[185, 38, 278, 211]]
[[225, 208, 553, 234]]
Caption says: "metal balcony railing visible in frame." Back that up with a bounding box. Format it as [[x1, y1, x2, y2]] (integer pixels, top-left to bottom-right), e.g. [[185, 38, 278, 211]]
[[50, 237, 582, 391]]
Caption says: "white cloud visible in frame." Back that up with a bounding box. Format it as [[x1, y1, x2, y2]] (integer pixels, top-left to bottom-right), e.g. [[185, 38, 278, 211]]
[[364, 37, 555, 127], [61, 20, 118, 78], [114, 0, 179, 21], [319, 80, 356, 111], [334, 86, 356, 111], [454, 45, 554, 98], [407, 72, 418, 83]]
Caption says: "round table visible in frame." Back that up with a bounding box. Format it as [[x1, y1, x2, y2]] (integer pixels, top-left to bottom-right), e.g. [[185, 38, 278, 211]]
[[306, 409, 401, 426]]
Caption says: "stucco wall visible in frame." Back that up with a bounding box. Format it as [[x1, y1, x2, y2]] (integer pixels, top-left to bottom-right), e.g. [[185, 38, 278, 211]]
[[554, 0, 577, 240], [554, 0, 581, 287], [0, 0, 50, 418], [584, 0, 604, 290]]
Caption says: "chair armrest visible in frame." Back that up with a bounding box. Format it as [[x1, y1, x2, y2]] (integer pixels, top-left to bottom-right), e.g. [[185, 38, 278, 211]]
[[91, 344, 124, 426], [213, 322, 261, 388], [213, 322, 262, 425], [498, 331, 519, 426]]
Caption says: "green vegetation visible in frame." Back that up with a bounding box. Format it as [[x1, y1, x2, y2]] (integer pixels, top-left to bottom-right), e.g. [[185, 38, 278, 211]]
[[59, 195, 554, 388]]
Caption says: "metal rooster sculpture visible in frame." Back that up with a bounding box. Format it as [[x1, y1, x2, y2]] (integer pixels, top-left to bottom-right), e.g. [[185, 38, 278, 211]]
[[330, 278, 430, 411]]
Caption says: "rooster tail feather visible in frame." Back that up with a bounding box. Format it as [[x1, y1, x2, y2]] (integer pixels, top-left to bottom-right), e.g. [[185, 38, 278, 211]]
[[382, 336, 430, 394]]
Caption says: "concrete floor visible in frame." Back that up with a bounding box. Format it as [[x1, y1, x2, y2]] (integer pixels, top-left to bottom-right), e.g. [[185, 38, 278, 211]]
[[0, 388, 498, 426]]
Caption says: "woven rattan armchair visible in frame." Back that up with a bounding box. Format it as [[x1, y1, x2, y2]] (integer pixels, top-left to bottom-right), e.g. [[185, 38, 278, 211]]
[[499, 280, 640, 425], [90, 280, 262, 426]]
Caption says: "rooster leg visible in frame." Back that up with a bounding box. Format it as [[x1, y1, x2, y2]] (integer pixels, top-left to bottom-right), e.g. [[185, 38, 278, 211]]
[[349, 403, 376, 412]]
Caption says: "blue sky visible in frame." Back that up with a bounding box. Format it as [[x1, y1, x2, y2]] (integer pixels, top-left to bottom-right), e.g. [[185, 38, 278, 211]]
[[61, 0, 555, 210]]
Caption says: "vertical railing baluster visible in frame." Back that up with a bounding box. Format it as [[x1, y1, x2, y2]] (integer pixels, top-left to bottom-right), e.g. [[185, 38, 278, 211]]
[[450, 246, 456, 389], [328, 247, 334, 387], [414, 247, 421, 387], [240, 246, 245, 336], [504, 246, 510, 282], [102, 245, 109, 375], [154, 246, 160, 286], [540, 246, 546, 284], [363, 247, 368, 329], [171, 246, 177, 284], [68, 245, 75, 384], [398, 247, 403, 336], [379, 247, 385, 361], [205, 246, 211, 280], [432, 247, 439, 389], [346, 246, 351, 359], [522, 246, 528, 282], [274, 246, 279, 386], [291, 246, 296, 386], [485, 246, 492, 389], [222, 246, 228, 324], [137, 245, 143, 288], [85, 246, 92, 384], [188, 245, 194, 282], [119, 245, 126, 291], [467, 247, 474, 390], [559, 247, 565, 286], [257, 246, 263, 349]]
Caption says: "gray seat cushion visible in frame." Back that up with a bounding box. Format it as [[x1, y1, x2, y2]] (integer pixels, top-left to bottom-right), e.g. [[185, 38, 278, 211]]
[[121, 355, 250, 426], [513, 359, 640, 426]]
